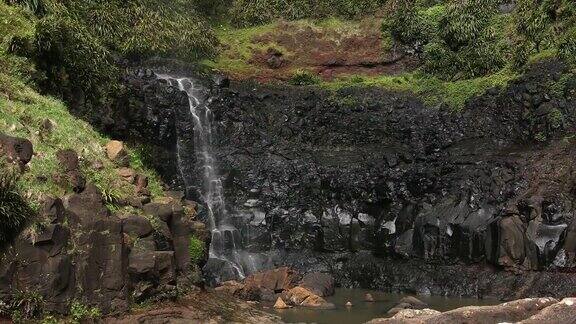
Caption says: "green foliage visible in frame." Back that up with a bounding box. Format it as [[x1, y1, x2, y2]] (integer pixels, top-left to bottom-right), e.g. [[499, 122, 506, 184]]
[[4, 0, 219, 119], [0, 165, 35, 249], [512, 0, 576, 67], [385, 0, 508, 80], [8, 290, 44, 322], [189, 235, 205, 264], [69, 301, 101, 324], [559, 26, 576, 64], [385, 1, 444, 50], [228, 0, 386, 27], [0, 2, 35, 49], [289, 70, 321, 86]]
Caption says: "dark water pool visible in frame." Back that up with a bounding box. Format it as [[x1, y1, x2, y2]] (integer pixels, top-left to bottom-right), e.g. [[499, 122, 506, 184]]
[[266, 288, 499, 324]]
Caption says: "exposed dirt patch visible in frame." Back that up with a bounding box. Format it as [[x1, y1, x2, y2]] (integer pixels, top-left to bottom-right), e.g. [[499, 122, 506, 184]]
[[207, 19, 418, 82]]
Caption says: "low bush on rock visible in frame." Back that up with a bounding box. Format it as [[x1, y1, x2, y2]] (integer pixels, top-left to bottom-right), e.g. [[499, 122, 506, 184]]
[[189, 235, 205, 264], [0, 165, 35, 249], [69, 301, 101, 324]]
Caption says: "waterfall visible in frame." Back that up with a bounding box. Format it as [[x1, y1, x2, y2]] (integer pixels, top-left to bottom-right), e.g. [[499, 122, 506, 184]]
[[160, 75, 247, 281]]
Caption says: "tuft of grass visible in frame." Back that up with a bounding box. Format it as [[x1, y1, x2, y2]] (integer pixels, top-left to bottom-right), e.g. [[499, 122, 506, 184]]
[[289, 69, 321, 86]]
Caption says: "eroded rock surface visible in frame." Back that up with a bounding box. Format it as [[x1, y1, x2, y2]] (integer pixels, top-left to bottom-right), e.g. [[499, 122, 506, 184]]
[[368, 297, 575, 324]]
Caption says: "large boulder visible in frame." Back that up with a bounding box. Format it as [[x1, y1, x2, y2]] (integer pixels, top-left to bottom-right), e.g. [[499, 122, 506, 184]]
[[122, 215, 154, 238], [64, 184, 110, 226], [243, 267, 300, 293], [283, 286, 334, 309], [299, 272, 335, 297], [495, 215, 539, 270], [106, 140, 129, 166], [0, 133, 33, 166]]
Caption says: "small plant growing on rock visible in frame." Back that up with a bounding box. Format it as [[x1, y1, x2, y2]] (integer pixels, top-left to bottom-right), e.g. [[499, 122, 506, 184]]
[[189, 235, 205, 264], [289, 70, 321, 86], [9, 290, 44, 322], [69, 301, 101, 324], [0, 163, 35, 249]]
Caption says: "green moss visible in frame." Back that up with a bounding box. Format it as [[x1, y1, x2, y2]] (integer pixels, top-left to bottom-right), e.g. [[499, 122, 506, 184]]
[[323, 67, 517, 110], [201, 22, 281, 75]]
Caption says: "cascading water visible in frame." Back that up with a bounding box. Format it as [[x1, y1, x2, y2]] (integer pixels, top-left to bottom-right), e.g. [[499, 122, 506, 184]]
[[160, 75, 250, 281]]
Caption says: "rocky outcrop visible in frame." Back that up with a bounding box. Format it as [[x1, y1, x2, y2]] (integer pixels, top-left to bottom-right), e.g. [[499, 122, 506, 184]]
[[216, 268, 335, 308], [0, 180, 209, 316], [180, 60, 576, 295], [368, 297, 572, 324]]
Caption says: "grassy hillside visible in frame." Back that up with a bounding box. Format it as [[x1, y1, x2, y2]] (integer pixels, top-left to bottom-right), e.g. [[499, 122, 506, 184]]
[[0, 73, 164, 205], [0, 2, 167, 239]]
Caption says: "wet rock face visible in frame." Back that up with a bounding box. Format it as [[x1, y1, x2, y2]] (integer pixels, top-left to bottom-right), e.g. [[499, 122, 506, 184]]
[[201, 60, 576, 272]]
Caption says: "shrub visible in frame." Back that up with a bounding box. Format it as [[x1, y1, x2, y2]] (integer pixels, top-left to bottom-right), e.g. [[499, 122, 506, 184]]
[[289, 70, 321, 86], [189, 236, 205, 264], [69, 301, 101, 324], [9, 290, 44, 322], [228, 0, 386, 27], [386, 0, 507, 80], [385, 1, 443, 52], [512, 0, 576, 66], [0, 165, 35, 249]]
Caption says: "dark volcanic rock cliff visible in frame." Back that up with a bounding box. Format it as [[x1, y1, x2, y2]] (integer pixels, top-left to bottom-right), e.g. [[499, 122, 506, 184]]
[[199, 60, 576, 295], [54, 60, 576, 299]]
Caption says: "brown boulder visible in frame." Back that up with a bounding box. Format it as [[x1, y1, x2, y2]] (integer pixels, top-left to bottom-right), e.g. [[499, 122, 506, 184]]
[[368, 297, 558, 324], [143, 203, 174, 222], [283, 286, 334, 309], [122, 215, 154, 238], [0, 133, 33, 166], [56, 149, 80, 172], [215, 280, 245, 295], [135, 174, 149, 196], [299, 272, 335, 297], [64, 184, 110, 227], [365, 293, 375, 302], [243, 267, 300, 293], [519, 298, 576, 323], [496, 215, 539, 270], [118, 167, 136, 183], [274, 297, 290, 309], [41, 197, 65, 224], [398, 296, 428, 309], [106, 140, 129, 166]]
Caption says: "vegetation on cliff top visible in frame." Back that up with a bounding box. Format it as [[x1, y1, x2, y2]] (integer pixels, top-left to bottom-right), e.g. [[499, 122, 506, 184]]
[[199, 0, 576, 109]]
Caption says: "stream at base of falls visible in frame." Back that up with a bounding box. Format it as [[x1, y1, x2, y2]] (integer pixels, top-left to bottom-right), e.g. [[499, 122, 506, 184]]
[[263, 288, 499, 324]]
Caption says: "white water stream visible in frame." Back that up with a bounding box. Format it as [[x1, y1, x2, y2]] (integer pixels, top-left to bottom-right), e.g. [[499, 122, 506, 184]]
[[160, 75, 247, 280]]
